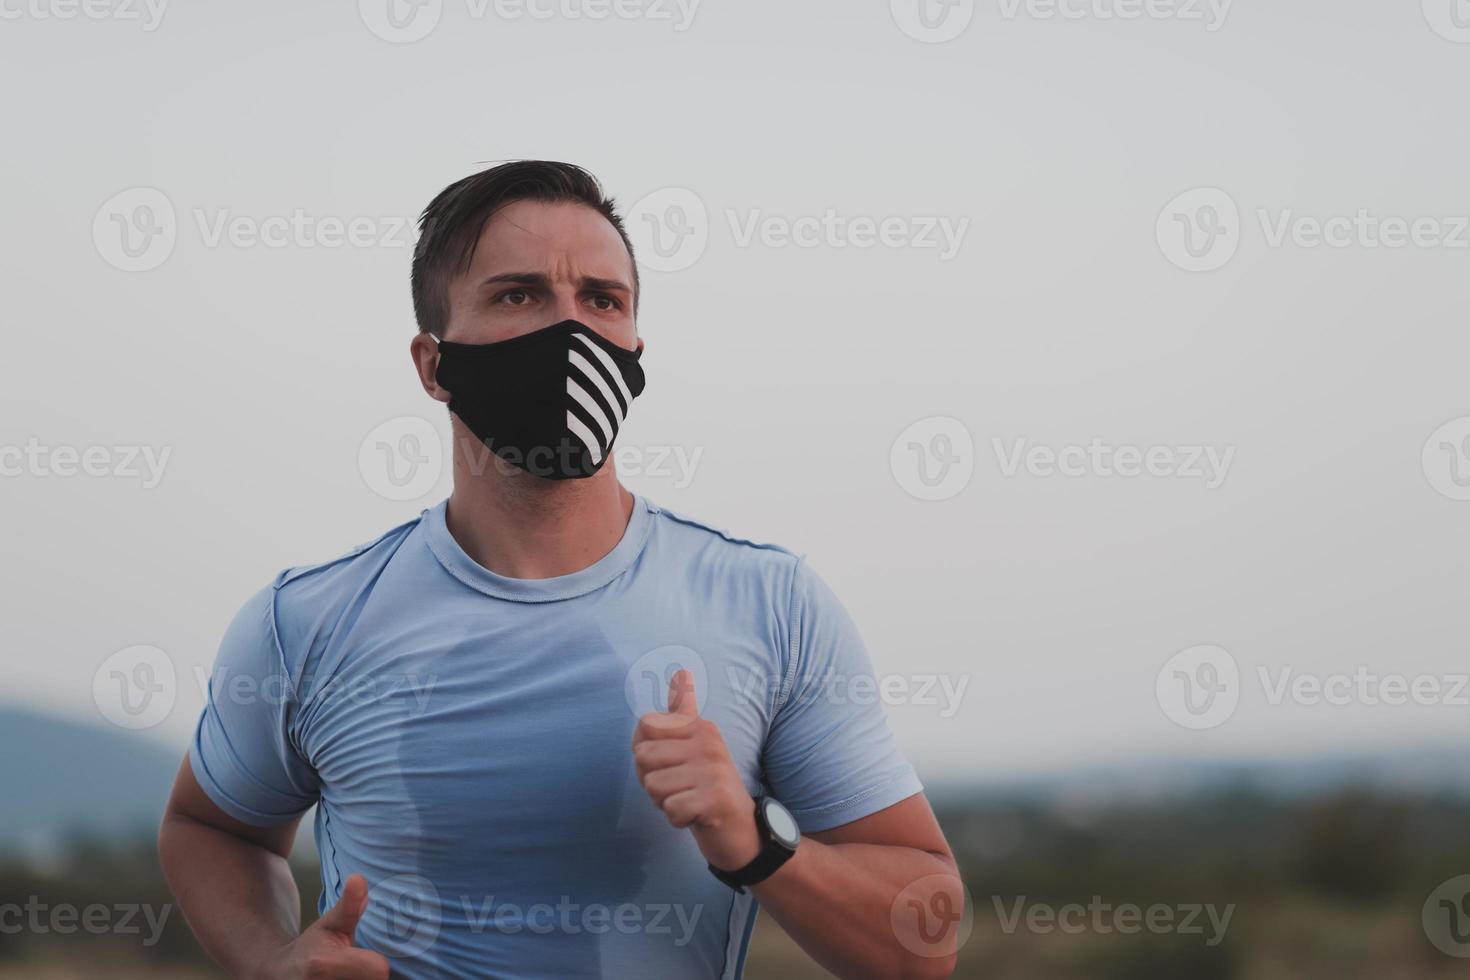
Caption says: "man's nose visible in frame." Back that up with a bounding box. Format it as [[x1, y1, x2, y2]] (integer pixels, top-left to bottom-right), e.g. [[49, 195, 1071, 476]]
[[548, 288, 581, 324]]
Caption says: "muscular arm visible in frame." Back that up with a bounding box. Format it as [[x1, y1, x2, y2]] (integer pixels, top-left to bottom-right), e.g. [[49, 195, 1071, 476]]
[[634, 671, 962, 980], [158, 758, 303, 976], [752, 794, 961, 980], [158, 758, 387, 980]]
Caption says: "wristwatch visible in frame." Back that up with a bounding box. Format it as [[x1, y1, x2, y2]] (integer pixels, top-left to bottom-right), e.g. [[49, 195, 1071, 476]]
[[708, 796, 801, 893]]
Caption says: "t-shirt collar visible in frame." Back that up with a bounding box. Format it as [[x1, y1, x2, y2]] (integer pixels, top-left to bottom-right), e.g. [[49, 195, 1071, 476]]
[[422, 494, 653, 602]]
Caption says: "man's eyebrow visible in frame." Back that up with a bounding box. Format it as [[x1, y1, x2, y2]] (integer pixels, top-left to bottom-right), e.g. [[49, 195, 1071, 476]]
[[477, 272, 632, 294], [581, 276, 632, 295], [478, 272, 551, 289]]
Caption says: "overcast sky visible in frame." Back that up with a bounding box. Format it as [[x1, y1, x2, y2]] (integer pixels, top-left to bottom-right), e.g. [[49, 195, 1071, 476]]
[[2, 0, 1468, 785]]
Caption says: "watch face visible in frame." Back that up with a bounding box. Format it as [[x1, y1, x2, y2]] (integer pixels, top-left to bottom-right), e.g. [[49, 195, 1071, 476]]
[[762, 798, 801, 849]]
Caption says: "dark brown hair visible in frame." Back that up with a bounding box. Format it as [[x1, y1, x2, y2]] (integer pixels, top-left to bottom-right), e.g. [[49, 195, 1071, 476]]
[[411, 160, 639, 336]]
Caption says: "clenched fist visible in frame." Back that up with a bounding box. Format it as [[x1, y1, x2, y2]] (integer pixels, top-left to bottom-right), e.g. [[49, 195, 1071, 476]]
[[632, 670, 762, 873]]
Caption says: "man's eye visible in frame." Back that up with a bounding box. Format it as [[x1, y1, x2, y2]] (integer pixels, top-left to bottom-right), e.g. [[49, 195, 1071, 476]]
[[590, 295, 619, 312], [499, 290, 531, 306]]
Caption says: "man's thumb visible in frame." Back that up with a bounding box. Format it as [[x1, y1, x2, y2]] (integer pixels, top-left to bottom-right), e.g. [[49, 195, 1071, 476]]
[[668, 668, 698, 718], [318, 874, 370, 938]]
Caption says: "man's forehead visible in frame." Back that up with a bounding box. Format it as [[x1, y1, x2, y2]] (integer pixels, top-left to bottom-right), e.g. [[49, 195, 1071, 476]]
[[470, 199, 632, 280]]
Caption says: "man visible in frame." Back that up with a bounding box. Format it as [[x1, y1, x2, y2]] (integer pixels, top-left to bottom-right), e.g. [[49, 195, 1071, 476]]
[[158, 161, 962, 979]]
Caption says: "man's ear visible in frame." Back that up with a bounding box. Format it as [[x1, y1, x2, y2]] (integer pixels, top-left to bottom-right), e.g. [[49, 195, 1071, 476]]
[[410, 332, 451, 404]]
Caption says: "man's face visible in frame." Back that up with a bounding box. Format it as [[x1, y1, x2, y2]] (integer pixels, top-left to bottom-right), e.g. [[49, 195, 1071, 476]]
[[439, 198, 639, 352]]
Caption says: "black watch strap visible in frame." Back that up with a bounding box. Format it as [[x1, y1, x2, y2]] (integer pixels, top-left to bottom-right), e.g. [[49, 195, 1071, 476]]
[[707, 798, 798, 894], [707, 844, 791, 894]]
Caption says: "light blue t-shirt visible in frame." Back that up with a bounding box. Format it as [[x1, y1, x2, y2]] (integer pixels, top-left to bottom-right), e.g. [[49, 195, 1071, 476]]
[[190, 496, 922, 979]]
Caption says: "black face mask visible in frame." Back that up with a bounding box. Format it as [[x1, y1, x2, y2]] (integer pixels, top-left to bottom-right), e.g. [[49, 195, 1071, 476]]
[[434, 320, 646, 481]]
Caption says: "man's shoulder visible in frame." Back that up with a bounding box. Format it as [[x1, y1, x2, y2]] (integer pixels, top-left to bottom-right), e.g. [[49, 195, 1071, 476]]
[[647, 500, 797, 554], [255, 511, 427, 649], [271, 512, 425, 592], [644, 499, 805, 581], [214, 512, 427, 678]]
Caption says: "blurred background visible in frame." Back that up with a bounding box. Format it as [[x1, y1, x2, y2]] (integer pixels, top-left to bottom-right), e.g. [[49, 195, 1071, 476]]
[[3, 0, 1469, 976]]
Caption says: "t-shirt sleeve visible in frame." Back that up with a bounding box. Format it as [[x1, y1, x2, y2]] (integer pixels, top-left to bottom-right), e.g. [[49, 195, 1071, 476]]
[[761, 559, 924, 833], [188, 582, 321, 826]]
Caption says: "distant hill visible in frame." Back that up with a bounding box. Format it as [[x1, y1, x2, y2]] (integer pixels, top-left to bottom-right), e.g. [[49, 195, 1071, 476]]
[[4, 703, 1466, 861], [0, 706, 181, 857], [927, 745, 1470, 811]]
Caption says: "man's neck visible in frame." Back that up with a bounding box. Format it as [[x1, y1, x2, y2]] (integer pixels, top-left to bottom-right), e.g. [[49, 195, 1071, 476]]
[[445, 429, 635, 581]]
